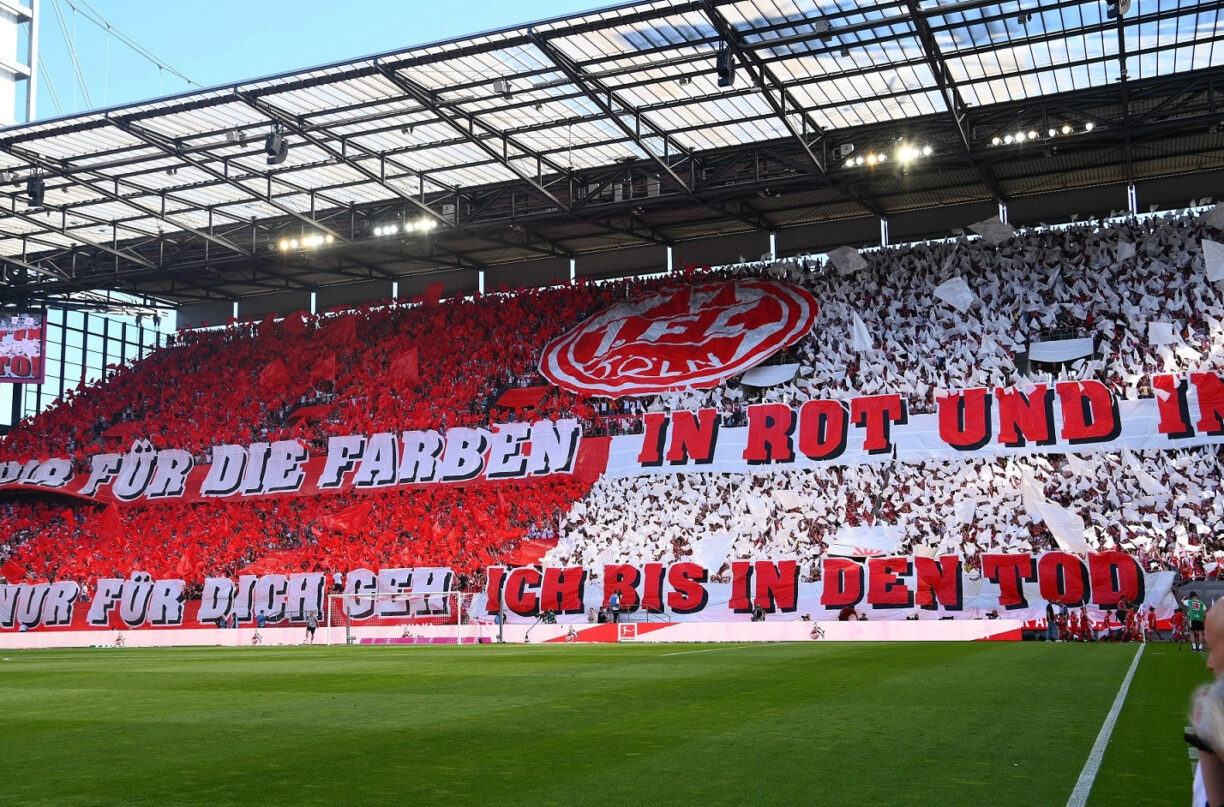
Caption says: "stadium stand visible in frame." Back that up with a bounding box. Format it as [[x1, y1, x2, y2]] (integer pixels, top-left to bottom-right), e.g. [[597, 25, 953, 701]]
[[2, 209, 1223, 591]]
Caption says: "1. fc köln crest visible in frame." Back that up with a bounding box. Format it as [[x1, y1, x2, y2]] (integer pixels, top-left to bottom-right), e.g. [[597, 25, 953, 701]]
[[539, 279, 818, 397]]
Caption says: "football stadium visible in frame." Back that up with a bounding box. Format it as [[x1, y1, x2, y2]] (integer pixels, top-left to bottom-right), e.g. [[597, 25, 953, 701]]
[[0, 0, 1222, 803]]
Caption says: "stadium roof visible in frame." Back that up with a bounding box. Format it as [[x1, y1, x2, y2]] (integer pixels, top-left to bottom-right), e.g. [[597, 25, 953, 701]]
[[0, 0, 1221, 320]]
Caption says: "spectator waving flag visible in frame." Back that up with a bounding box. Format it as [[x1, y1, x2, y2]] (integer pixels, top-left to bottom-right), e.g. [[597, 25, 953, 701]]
[[321, 501, 373, 533], [98, 504, 123, 541], [175, 544, 196, 578], [1203, 240, 1224, 282], [933, 276, 977, 313], [284, 310, 310, 336], [258, 359, 291, 393], [423, 282, 444, 306], [851, 310, 874, 352], [310, 353, 337, 384], [329, 315, 358, 346], [388, 348, 420, 386], [1, 559, 26, 582]]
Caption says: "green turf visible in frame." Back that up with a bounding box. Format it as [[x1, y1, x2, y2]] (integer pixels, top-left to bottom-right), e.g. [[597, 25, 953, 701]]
[[0, 641, 1205, 806]]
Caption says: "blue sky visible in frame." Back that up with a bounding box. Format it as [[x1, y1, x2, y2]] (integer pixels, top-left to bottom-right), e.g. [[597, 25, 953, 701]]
[[33, 0, 609, 120]]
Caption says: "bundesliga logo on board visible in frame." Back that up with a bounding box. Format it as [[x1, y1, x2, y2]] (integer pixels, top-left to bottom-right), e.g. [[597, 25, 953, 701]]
[[539, 279, 818, 397]]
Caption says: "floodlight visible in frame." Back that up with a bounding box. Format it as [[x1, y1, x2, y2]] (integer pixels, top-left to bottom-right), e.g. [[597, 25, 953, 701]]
[[716, 45, 736, 88], [25, 175, 44, 207], [265, 128, 289, 165]]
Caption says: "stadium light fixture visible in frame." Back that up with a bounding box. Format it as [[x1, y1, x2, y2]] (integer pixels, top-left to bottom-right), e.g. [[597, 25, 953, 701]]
[[896, 144, 932, 164], [995, 123, 1097, 147], [265, 125, 289, 166], [25, 174, 44, 207], [373, 217, 438, 238], [278, 232, 334, 251], [716, 43, 735, 87]]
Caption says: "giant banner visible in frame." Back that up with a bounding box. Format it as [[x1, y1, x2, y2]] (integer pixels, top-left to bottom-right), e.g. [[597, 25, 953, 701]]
[[1, 372, 1223, 504], [0, 553, 1176, 631], [0, 311, 45, 383]]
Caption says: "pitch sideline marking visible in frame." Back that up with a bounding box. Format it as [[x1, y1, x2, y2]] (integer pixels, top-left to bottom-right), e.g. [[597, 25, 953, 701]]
[[662, 643, 781, 657], [1065, 643, 1146, 807]]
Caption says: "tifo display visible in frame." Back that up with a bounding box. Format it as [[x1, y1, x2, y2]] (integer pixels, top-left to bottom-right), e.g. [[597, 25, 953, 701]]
[[2, 210, 1224, 644]]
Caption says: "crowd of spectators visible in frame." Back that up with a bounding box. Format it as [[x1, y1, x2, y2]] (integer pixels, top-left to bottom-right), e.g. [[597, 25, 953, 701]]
[[0, 208, 1222, 589]]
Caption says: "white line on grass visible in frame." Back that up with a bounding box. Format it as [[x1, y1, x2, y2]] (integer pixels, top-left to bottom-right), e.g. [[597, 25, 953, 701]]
[[661, 643, 781, 657], [1065, 643, 1146, 807]]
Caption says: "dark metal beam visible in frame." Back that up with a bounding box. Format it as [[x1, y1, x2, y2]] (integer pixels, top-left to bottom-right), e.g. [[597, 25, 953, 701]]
[[110, 116, 347, 242], [235, 90, 489, 272], [1, 203, 159, 270], [904, 0, 1005, 204], [702, 0, 828, 176], [0, 143, 252, 260], [373, 60, 573, 212], [528, 28, 695, 194]]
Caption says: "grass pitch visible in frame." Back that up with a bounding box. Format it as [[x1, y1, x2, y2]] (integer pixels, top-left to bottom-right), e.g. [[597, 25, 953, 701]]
[[0, 641, 1207, 806]]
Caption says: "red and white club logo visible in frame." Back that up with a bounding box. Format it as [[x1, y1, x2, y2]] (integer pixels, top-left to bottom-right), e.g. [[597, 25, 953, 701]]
[[539, 279, 818, 397]]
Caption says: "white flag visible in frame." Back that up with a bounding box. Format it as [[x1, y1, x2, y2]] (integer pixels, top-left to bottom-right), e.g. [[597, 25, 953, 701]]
[[1148, 322, 1177, 345], [969, 216, 1016, 246], [1063, 452, 1096, 476], [1205, 203, 1224, 230], [1121, 447, 1167, 498], [1203, 240, 1224, 282], [1116, 240, 1136, 261], [828, 245, 868, 275], [686, 532, 736, 571], [827, 525, 904, 557], [934, 276, 977, 312], [773, 489, 805, 512], [1020, 469, 1091, 554], [851, 311, 874, 352]]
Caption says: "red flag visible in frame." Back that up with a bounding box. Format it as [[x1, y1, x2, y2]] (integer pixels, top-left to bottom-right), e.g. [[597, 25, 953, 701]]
[[98, 504, 123, 540], [330, 316, 358, 346], [258, 359, 291, 393], [321, 501, 373, 533], [60, 508, 76, 530], [1, 559, 26, 582], [175, 544, 196, 578], [423, 282, 444, 306], [388, 348, 419, 386], [310, 353, 337, 384], [284, 310, 309, 336]]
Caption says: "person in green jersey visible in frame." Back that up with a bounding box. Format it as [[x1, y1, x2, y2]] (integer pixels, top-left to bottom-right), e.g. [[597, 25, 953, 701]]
[[1186, 591, 1208, 651]]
